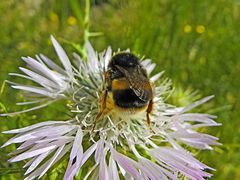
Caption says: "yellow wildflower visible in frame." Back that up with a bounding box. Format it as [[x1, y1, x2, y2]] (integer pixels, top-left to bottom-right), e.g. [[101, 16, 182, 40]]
[[196, 25, 205, 34], [67, 16, 77, 26], [49, 12, 59, 24], [184, 25, 192, 33]]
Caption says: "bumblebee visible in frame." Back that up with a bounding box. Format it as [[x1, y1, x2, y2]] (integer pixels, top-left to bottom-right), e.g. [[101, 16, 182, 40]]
[[96, 52, 153, 126]]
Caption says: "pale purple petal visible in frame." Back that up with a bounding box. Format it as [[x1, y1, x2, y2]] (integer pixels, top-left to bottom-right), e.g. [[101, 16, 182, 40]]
[[23, 158, 36, 168], [25, 151, 51, 175], [95, 140, 104, 163], [11, 85, 56, 97], [179, 113, 217, 123], [39, 145, 65, 178], [9, 145, 57, 162], [80, 142, 98, 166], [25, 143, 72, 180], [16, 137, 42, 151], [22, 57, 63, 85], [40, 54, 66, 74], [110, 147, 141, 179], [86, 42, 99, 72], [2, 124, 76, 149], [51, 35, 73, 77], [70, 128, 83, 160], [19, 67, 59, 89], [9, 72, 33, 81], [99, 154, 109, 180], [178, 95, 214, 114], [2, 134, 34, 148], [108, 156, 120, 180], [149, 147, 212, 180], [169, 129, 220, 150], [139, 157, 175, 180], [64, 128, 83, 180], [35, 136, 74, 144], [32, 125, 76, 137], [2, 121, 68, 134], [63, 142, 98, 180]]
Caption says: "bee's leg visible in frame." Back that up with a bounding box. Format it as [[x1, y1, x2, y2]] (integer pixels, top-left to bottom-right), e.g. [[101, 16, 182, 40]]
[[92, 89, 108, 132], [146, 99, 153, 130], [96, 89, 108, 120]]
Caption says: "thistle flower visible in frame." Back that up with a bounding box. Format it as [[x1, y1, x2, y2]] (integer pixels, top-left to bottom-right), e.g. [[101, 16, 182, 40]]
[[1, 36, 221, 180]]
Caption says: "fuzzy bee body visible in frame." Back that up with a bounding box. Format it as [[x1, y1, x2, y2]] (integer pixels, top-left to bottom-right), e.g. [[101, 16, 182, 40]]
[[97, 52, 153, 125]]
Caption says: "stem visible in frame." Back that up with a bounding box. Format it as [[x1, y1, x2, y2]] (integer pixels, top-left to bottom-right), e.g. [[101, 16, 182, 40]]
[[82, 0, 91, 59]]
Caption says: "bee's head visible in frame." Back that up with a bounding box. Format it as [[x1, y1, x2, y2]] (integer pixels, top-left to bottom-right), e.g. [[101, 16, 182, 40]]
[[109, 52, 139, 68]]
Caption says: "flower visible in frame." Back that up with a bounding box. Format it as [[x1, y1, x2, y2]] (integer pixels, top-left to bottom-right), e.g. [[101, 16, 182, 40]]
[[1, 36, 74, 116], [1, 36, 221, 180], [67, 16, 77, 26], [184, 24, 192, 33], [196, 25, 206, 34]]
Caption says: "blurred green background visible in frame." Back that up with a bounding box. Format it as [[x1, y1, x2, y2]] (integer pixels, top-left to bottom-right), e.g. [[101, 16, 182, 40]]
[[0, 0, 239, 179]]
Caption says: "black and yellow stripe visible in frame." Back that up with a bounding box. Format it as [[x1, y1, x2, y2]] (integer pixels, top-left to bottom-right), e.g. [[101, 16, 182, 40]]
[[111, 78, 150, 109]]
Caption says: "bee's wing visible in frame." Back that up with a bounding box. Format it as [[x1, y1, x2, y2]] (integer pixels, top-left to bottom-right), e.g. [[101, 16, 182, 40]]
[[115, 65, 152, 102]]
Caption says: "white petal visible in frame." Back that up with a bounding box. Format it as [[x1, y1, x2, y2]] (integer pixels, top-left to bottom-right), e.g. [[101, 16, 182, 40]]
[[70, 128, 83, 160], [25, 142, 72, 180], [179, 96, 214, 114], [9, 145, 56, 162], [64, 152, 83, 180], [169, 126, 220, 149], [35, 136, 74, 144], [145, 63, 156, 75], [9, 72, 33, 81], [25, 151, 51, 175], [2, 124, 75, 148], [2, 133, 37, 147], [22, 57, 64, 86], [19, 67, 58, 89], [11, 85, 53, 97], [51, 35, 73, 77], [140, 157, 175, 180], [86, 41, 99, 72], [95, 140, 104, 163], [178, 113, 218, 125], [16, 137, 42, 150], [80, 142, 98, 166], [141, 59, 151, 67], [150, 147, 212, 179], [2, 121, 68, 134], [104, 47, 112, 68], [118, 164, 126, 177], [39, 145, 65, 178], [33, 125, 76, 137], [150, 72, 164, 82], [108, 156, 120, 180], [99, 155, 109, 180], [110, 148, 141, 179], [40, 54, 66, 74], [24, 158, 36, 168]]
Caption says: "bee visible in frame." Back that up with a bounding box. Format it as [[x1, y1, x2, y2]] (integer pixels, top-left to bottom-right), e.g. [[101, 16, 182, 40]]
[[96, 52, 153, 126]]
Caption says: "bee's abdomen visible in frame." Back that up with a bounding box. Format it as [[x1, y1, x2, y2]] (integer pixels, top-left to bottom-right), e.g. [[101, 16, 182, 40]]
[[113, 89, 148, 108]]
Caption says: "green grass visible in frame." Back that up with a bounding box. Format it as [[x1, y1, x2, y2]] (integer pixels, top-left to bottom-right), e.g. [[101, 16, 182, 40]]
[[0, 0, 239, 179]]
